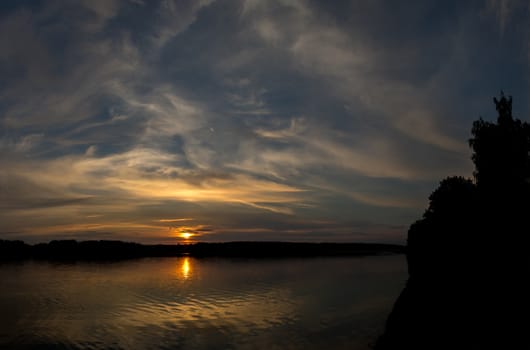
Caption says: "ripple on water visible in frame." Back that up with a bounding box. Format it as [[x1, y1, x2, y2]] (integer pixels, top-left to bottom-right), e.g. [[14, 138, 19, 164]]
[[0, 255, 407, 350]]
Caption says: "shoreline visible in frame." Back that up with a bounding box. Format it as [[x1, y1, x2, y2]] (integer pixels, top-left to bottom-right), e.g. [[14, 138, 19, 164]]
[[0, 239, 405, 261]]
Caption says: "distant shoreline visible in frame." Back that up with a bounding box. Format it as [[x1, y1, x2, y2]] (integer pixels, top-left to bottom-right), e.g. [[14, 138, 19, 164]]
[[0, 240, 405, 261]]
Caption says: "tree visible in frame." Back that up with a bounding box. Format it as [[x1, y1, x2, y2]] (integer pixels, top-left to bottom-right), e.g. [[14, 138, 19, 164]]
[[407, 176, 477, 278], [469, 91, 530, 190], [377, 93, 530, 350]]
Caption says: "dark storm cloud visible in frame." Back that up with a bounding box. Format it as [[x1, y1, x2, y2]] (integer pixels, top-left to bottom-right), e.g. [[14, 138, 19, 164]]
[[1, 0, 529, 243]]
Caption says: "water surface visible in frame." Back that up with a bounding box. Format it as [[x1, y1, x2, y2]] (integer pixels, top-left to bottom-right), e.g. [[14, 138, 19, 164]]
[[0, 255, 406, 349]]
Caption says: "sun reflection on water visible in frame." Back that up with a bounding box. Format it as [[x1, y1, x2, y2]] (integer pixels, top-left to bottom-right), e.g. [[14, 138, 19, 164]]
[[180, 257, 191, 280]]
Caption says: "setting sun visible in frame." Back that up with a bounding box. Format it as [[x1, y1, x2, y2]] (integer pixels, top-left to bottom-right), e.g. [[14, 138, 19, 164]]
[[180, 232, 192, 240]]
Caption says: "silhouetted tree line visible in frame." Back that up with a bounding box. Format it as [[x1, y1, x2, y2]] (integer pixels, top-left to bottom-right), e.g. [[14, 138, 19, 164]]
[[189, 241, 404, 258], [377, 93, 530, 349], [0, 240, 183, 261], [0, 239, 404, 261]]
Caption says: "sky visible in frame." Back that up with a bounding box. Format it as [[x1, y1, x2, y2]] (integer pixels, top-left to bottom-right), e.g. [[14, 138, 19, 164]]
[[1, 0, 529, 244]]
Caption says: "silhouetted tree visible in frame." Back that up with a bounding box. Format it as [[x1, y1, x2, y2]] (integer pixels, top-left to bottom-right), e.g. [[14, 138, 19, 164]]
[[407, 176, 477, 279], [470, 91, 530, 190], [377, 93, 530, 350]]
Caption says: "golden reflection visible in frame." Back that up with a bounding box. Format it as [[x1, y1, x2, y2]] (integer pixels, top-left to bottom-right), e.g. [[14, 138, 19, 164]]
[[180, 257, 191, 279]]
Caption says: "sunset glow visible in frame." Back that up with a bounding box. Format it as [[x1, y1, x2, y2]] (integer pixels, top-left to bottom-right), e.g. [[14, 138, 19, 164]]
[[180, 232, 192, 240], [1, 2, 527, 350], [0, 0, 525, 245]]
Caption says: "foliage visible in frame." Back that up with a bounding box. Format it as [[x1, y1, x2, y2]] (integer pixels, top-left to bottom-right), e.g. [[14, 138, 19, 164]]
[[378, 93, 530, 349], [407, 93, 530, 277], [469, 92, 530, 189]]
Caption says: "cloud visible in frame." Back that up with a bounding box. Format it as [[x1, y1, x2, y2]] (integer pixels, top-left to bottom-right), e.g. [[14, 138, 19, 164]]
[[149, 0, 216, 48], [485, 0, 519, 35], [237, 116, 468, 183], [233, 0, 470, 174], [2, 0, 527, 243], [2, 143, 307, 214], [158, 218, 194, 223], [85, 145, 97, 157]]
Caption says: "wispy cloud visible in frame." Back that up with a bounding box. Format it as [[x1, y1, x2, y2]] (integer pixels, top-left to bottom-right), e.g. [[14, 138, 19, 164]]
[[1, 0, 528, 243], [158, 218, 194, 223], [485, 0, 521, 35]]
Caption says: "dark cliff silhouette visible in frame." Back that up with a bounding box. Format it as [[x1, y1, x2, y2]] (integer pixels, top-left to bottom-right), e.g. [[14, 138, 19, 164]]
[[377, 93, 530, 349], [0, 239, 404, 261]]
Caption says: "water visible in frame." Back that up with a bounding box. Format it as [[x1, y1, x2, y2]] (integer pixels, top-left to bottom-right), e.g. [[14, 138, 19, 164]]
[[0, 255, 406, 350]]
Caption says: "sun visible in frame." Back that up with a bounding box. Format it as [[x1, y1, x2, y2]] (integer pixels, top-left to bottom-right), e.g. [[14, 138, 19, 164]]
[[180, 232, 192, 240]]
